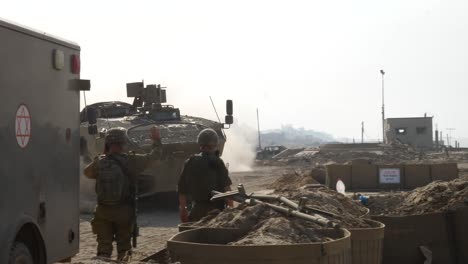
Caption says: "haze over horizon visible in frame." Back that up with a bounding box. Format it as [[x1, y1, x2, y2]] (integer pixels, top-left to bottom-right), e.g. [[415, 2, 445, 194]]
[[3, 0, 467, 144]]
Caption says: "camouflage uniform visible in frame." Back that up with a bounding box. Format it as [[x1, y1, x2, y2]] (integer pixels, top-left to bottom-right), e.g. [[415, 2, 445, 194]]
[[177, 152, 232, 222], [84, 141, 162, 260]]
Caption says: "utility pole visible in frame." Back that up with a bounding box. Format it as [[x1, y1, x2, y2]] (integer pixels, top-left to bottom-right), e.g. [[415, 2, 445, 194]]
[[361, 121, 364, 144], [256, 108, 262, 151], [380, 69, 385, 144], [446, 128, 456, 147]]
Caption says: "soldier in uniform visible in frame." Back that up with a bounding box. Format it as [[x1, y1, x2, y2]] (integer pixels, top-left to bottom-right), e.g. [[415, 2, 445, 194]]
[[178, 128, 233, 223], [84, 126, 162, 261]]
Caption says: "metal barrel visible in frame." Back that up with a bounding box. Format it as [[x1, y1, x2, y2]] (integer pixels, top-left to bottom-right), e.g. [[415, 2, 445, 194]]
[[360, 207, 371, 218], [371, 209, 467, 264], [348, 219, 385, 264], [167, 228, 352, 264]]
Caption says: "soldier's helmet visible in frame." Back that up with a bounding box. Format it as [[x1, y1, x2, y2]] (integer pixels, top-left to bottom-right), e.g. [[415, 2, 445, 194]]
[[197, 128, 219, 146], [105, 127, 128, 145]]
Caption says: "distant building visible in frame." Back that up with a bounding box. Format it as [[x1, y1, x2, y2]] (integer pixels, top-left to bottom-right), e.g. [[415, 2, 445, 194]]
[[384, 116, 433, 149]]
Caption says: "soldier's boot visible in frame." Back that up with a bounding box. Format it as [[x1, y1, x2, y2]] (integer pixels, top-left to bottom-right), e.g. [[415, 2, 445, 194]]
[[117, 250, 132, 262], [96, 242, 113, 259]]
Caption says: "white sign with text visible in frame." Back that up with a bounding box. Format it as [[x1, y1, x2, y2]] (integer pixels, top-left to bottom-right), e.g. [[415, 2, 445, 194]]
[[379, 168, 401, 184]]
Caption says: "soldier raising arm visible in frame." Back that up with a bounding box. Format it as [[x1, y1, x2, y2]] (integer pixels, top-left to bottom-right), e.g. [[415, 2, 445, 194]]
[[83, 126, 162, 262], [84, 126, 162, 180]]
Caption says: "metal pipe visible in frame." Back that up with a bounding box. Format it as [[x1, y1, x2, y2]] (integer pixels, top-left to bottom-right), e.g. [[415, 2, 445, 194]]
[[265, 203, 338, 229], [212, 191, 339, 228], [249, 194, 299, 210]]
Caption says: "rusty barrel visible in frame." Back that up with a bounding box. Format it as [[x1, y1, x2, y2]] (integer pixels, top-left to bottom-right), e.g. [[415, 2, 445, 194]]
[[348, 219, 385, 264], [167, 228, 352, 264]]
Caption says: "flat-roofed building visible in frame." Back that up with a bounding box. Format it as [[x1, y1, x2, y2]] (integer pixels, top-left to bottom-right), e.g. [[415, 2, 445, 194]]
[[384, 116, 433, 149]]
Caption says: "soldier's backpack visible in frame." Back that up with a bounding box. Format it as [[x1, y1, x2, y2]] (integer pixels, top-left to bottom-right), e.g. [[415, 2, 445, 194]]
[[96, 154, 130, 205]]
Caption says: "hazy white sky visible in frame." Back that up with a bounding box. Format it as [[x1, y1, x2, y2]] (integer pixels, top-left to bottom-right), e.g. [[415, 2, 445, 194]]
[[2, 0, 467, 141]]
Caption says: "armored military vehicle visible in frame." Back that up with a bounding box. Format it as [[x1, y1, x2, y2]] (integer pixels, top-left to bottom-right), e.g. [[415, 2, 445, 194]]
[[0, 19, 90, 263], [80, 82, 233, 197], [256, 145, 287, 160]]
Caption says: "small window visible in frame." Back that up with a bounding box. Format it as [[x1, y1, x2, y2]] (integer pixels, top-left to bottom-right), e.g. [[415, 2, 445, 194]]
[[396, 128, 407, 135], [416, 127, 427, 135]]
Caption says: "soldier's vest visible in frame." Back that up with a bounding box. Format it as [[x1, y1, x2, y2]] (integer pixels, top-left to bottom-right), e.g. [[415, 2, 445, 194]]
[[186, 153, 225, 203], [96, 154, 130, 206]]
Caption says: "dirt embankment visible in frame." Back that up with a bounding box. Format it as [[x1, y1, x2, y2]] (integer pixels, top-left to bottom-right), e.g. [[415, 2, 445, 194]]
[[192, 203, 344, 245], [268, 170, 319, 191], [368, 178, 468, 216], [189, 185, 370, 245]]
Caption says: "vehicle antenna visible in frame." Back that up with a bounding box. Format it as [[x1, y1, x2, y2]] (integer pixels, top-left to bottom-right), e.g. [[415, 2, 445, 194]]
[[209, 96, 221, 123], [209, 96, 226, 138]]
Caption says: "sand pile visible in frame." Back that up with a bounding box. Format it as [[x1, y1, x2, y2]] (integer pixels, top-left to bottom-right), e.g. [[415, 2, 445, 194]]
[[193, 203, 343, 245], [197, 187, 371, 230], [310, 166, 327, 184], [190, 187, 371, 245], [193, 203, 279, 230], [231, 217, 335, 245], [366, 192, 406, 215], [269, 169, 320, 191], [369, 178, 468, 216], [390, 178, 468, 215]]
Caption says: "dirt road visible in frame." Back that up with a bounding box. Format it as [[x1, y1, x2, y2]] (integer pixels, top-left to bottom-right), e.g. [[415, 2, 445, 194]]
[[72, 165, 289, 263]]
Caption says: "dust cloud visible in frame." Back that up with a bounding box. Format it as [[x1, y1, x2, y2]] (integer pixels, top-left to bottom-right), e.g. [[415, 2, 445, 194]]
[[221, 123, 257, 172], [79, 157, 97, 214]]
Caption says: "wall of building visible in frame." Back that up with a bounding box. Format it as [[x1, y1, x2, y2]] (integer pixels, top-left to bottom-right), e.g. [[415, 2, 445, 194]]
[[384, 117, 433, 149]]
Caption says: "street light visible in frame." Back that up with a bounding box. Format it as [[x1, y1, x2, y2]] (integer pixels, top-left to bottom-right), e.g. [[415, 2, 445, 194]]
[[380, 69, 385, 143]]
